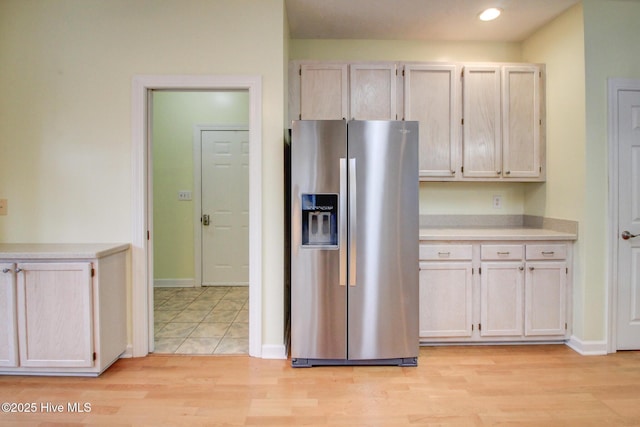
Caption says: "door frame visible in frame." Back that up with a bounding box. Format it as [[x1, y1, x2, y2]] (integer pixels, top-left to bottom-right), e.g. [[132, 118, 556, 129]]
[[132, 75, 262, 357], [606, 78, 640, 353], [193, 124, 249, 288]]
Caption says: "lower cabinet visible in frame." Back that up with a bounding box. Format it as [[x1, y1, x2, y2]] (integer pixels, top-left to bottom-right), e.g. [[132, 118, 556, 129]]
[[0, 262, 18, 367], [419, 241, 571, 343], [17, 262, 94, 368], [0, 246, 128, 376]]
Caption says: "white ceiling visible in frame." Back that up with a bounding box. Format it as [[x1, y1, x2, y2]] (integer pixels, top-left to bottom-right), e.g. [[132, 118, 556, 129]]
[[286, 0, 580, 42]]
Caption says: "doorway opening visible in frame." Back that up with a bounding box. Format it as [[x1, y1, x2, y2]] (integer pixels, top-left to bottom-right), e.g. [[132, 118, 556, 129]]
[[151, 91, 249, 355], [130, 75, 262, 358]]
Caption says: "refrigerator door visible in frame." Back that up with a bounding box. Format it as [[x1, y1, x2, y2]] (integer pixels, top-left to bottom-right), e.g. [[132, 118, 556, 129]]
[[291, 120, 348, 360], [347, 120, 419, 360]]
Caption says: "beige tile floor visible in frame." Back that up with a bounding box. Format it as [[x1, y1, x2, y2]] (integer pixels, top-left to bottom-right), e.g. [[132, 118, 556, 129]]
[[153, 286, 249, 355]]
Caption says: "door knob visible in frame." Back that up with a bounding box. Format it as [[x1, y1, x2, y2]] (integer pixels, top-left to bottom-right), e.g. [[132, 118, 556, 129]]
[[621, 230, 638, 240], [202, 214, 210, 226]]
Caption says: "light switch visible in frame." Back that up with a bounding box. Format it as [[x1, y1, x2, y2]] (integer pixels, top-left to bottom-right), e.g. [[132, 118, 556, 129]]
[[0, 199, 7, 215], [178, 191, 192, 201]]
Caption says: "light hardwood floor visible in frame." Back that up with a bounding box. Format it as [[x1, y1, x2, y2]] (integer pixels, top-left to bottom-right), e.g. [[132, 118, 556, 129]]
[[1, 345, 639, 426]]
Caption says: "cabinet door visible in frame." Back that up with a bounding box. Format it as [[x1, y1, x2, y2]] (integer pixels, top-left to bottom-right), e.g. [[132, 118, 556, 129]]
[[0, 263, 18, 367], [525, 262, 567, 336], [405, 64, 460, 179], [419, 262, 473, 338], [300, 63, 348, 120], [16, 262, 94, 368], [502, 66, 541, 178], [350, 63, 397, 120], [480, 262, 524, 336], [462, 66, 502, 178]]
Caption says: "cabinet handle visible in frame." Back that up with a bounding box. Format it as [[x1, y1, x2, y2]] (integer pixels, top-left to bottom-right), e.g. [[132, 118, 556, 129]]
[[2, 268, 11, 273], [519, 266, 524, 271], [505, 171, 511, 175], [496, 171, 501, 175], [541, 251, 555, 256], [497, 251, 510, 255], [438, 252, 451, 257], [529, 266, 535, 271], [451, 170, 455, 175], [15, 268, 23, 273]]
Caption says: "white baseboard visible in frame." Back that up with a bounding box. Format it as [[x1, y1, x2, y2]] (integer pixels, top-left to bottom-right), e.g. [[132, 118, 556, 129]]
[[154, 278, 195, 288], [120, 344, 134, 359], [261, 344, 287, 359], [566, 336, 608, 355]]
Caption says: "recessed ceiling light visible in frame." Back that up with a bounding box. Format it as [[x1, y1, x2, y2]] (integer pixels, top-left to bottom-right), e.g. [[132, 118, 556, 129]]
[[479, 7, 502, 21]]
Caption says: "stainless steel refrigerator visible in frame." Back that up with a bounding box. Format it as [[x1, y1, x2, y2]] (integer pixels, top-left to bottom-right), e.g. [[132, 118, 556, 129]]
[[290, 120, 419, 367]]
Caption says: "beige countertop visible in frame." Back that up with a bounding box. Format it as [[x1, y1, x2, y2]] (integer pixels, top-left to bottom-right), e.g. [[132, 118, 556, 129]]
[[0, 243, 130, 259], [420, 227, 577, 241]]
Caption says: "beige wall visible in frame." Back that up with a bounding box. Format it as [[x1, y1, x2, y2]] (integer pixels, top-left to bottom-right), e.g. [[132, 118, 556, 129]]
[[581, 0, 640, 341], [521, 4, 588, 338], [0, 0, 286, 349]]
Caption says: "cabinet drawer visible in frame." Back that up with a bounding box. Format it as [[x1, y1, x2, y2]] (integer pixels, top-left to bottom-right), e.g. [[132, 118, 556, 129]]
[[526, 244, 567, 260], [420, 244, 472, 261], [481, 244, 523, 260]]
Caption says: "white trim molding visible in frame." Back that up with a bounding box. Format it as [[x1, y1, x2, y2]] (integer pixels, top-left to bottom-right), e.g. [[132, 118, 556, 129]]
[[131, 74, 263, 358], [261, 344, 288, 360], [153, 279, 196, 288], [566, 336, 607, 356]]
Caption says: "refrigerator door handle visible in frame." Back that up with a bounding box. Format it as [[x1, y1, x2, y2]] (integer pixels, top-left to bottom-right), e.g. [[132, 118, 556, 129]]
[[339, 158, 347, 287], [349, 158, 357, 287]]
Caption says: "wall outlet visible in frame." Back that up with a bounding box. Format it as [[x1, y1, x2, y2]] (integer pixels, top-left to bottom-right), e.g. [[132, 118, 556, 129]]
[[178, 191, 192, 201], [0, 199, 7, 215], [492, 195, 502, 209]]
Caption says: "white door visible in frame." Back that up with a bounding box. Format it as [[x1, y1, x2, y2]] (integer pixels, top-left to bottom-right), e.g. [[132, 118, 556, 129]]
[[616, 89, 640, 349], [201, 129, 249, 286]]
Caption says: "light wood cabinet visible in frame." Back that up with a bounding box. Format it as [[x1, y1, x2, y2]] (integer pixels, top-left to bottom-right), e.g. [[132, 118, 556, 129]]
[[461, 64, 543, 180], [0, 244, 128, 376], [0, 263, 18, 367], [462, 65, 502, 178], [17, 262, 94, 368], [299, 63, 348, 120], [502, 66, 541, 178], [419, 244, 473, 339], [350, 63, 397, 120], [290, 60, 545, 182], [419, 240, 571, 344], [292, 62, 397, 121], [525, 260, 567, 337], [404, 64, 460, 179], [480, 261, 524, 337], [419, 261, 473, 338]]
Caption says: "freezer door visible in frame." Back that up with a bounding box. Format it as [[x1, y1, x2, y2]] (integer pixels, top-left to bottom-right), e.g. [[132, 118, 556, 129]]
[[291, 120, 348, 360], [347, 120, 419, 360]]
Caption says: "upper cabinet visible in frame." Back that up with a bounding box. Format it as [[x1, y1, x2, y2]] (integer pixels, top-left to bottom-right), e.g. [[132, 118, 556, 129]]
[[291, 62, 397, 122], [290, 60, 545, 182], [461, 65, 502, 178], [405, 64, 461, 179], [501, 66, 541, 179], [349, 63, 397, 120], [299, 63, 349, 120], [461, 64, 543, 181]]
